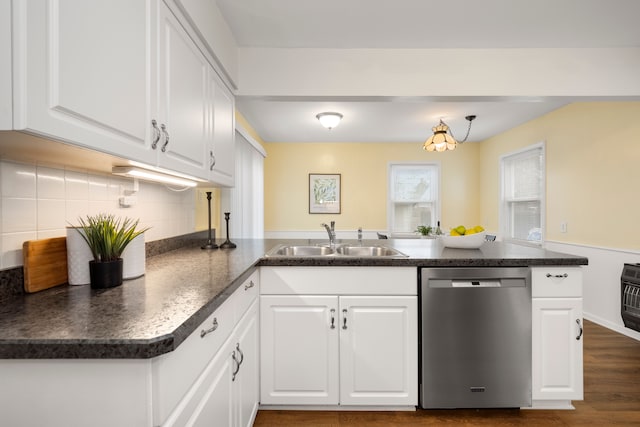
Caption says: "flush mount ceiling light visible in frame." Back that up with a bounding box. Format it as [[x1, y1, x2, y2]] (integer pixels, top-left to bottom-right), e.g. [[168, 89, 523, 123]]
[[316, 112, 343, 129], [423, 115, 477, 152], [112, 166, 199, 187]]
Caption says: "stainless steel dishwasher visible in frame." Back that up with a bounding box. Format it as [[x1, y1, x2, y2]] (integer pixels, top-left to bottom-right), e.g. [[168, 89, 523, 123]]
[[420, 267, 532, 409]]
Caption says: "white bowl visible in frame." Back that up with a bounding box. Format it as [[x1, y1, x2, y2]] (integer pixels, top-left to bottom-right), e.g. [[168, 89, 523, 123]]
[[441, 231, 487, 249]]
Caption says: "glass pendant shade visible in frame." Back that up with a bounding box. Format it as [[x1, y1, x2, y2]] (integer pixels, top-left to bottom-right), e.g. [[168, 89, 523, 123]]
[[423, 120, 458, 152]]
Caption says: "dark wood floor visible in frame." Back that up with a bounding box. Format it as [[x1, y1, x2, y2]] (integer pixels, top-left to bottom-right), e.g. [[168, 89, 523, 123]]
[[253, 320, 640, 426]]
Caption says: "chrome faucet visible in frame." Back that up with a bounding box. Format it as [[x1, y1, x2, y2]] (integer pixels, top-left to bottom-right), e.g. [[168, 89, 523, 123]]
[[357, 227, 363, 244], [321, 221, 336, 247]]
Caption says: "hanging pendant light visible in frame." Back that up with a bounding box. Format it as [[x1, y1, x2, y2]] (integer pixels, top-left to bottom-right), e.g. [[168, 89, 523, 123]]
[[423, 115, 476, 152]]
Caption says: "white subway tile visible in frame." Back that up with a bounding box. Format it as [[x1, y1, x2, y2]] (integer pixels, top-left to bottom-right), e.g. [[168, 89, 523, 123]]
[[66, 199, 90, 224], [1, 161, 36, 198], [37, 199, 66, 230], [65, 170, 89, 200], [88, 174, 109, 200], [36, 166, 65, 199], [1, 198, 37, 233], [1, 231, 37, 269], [37, 229, 65, 240]]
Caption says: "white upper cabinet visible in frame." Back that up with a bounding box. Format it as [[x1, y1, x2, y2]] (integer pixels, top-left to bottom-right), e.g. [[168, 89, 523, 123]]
[[6, 0, 236, 185], [209, 71, 235, 186], [11, 0, 156, 163], [157, 4, 209, 179]]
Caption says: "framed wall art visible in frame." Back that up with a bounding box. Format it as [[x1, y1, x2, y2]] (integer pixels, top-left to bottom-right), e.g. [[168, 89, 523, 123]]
[[309, 173, 341, 214]]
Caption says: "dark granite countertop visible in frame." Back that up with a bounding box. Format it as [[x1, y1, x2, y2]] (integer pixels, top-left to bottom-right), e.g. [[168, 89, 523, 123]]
[[0, 238, 587, 359]]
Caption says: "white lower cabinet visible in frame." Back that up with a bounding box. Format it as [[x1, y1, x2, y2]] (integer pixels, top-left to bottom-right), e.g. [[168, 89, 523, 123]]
[[172, 298, 259, 427], [531, 267, 584, 405], [163, 274, 260, 427], [0, 271, 260, 427], [260, 267, 418, 408]]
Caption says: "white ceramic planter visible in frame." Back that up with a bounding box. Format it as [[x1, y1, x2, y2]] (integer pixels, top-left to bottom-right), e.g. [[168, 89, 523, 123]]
[[66, 227, 92, 285]]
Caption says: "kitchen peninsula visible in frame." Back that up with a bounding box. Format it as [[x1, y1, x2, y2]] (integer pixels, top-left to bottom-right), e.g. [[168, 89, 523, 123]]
[[0, 238, 587, 426]]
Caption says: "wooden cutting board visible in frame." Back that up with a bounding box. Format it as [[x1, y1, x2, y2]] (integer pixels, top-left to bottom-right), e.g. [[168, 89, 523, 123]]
[[23, 237, 68, 293]]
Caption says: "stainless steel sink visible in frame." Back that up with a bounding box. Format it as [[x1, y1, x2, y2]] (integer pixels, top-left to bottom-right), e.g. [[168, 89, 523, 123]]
[[335, 245, 405, 257], [268, 245, 335, 256], [266, 244, 406, 257]]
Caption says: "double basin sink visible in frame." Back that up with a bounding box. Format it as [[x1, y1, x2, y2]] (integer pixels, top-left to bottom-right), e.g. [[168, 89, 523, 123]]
[[266, 244, 407, 258]]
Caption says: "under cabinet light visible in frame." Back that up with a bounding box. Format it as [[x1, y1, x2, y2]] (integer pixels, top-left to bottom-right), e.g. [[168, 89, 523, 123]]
[[112, 166, 199, 187]]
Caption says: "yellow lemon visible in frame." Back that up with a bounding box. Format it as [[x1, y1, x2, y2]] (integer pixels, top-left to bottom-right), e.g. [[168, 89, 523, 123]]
[[454, 225, 466, 235], [474, 225, 485, 232], [450, 229, 460, 236], [465, 228, 477, 235]]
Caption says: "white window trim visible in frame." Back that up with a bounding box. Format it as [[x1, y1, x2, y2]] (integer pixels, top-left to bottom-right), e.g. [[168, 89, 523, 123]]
[[387, 161, 441, 238], [499, 141, 546, 246]]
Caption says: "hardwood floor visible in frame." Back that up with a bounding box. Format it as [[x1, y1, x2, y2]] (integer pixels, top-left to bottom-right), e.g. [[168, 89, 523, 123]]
[[253, 320, 640, 426]]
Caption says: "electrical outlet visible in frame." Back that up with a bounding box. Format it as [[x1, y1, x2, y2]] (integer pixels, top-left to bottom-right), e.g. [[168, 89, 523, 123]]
[[560, 222, 568, 233]]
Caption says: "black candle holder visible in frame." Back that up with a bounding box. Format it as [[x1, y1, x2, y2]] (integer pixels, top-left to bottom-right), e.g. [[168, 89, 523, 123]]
[[201, 191, 218, 250], [219, 212, 236, 249]]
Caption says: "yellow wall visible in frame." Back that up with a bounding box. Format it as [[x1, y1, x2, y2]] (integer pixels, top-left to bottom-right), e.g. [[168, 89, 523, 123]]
[[264, 142, 480, 232], [479, 101, 640, 249]]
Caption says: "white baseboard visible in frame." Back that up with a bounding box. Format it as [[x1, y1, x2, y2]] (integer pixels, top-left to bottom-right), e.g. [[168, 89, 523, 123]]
[[259, 405, 416, 411]]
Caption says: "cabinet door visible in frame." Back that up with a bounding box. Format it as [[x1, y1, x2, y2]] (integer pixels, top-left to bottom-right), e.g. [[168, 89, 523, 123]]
[[234, 299, 259, 427], [339, 296, 418, 406], [532, 298, 584, 401], [209, 73, 235, 186], [260, 295, 339, 405], [157, 5, 209, 180], [14, 0, 155, 163], [186, 341, 234, 427]]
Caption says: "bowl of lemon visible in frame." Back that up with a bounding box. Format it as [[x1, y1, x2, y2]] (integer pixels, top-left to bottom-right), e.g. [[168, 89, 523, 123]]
[[441, 225, 486, 249]]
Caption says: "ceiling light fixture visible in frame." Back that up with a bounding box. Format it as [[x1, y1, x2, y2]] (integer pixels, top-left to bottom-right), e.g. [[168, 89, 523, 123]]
[[112, 166, 199, 187], [423, 115, 477, 152], [316, 112, 343, 129]]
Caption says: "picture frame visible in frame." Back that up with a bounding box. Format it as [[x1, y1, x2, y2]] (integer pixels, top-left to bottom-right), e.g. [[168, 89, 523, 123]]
[[309, 173, 341, 214]]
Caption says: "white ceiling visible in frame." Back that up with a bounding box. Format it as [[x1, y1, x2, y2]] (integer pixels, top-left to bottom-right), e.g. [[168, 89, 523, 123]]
[[217, 0, 640, 143]]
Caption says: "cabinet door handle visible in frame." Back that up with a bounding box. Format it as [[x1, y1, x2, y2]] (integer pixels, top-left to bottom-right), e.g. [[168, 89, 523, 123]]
[[232, 350, 240, 381], [210, 151, 216, 170], [245, 280, 255, 291], [546, 273, 568, 278], [160, 124, 170, 152], [330, 308, 336, 329], [576, 319, 583, 340], [151, 119, 161, 149], [342, 309, 348, 330], [235, 342, 244, 366], [200, 318, 218, 338]]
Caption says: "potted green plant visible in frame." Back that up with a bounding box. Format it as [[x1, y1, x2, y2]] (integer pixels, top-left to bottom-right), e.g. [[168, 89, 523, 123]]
[[416, 225, 433, 238], [73, 214, 149, 289]]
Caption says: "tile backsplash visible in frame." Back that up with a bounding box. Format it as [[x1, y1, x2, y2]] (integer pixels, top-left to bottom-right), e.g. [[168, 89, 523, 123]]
[[0, 160, 196, 269]]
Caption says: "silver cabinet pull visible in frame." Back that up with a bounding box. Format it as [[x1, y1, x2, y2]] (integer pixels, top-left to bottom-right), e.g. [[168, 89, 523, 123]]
[[236, 342, 244, 365], [330, 308, 336, 329], [546, 273, 568, 278], [151, 120, 161, 149], [245, 281, 255, 291], [209, 151, 216, 170], [200, 318, 218, 338], [232, 343, 244, 381], [160, 124, 170, 152], [342, 309, 348, 330], [232, 350, 240, 381], [576, 319, 583, 340]]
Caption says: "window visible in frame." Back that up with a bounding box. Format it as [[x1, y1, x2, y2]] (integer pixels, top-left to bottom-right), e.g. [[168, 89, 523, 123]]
[[500, 143, 545, 244], [388, 163, 440, 236]]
